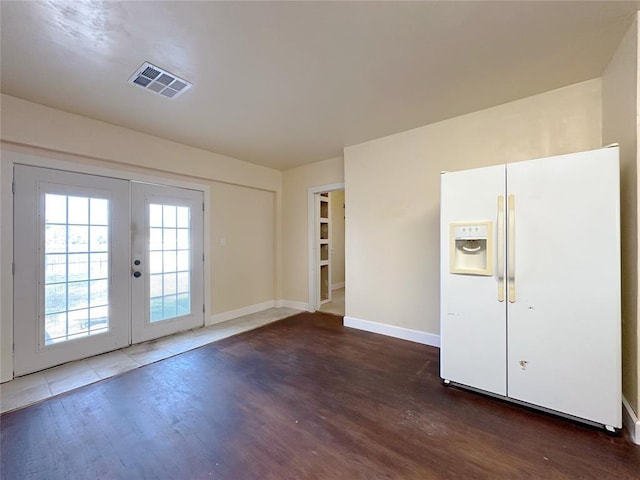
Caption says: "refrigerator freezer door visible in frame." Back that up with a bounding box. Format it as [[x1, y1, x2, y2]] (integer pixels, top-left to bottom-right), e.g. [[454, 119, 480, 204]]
[[506, 147, 621, 427], [440, 164, 507, 396]]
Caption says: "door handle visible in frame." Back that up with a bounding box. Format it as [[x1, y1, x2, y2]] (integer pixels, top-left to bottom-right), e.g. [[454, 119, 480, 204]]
[[497, 195, 505, 302], [507, 194, 516, 303]]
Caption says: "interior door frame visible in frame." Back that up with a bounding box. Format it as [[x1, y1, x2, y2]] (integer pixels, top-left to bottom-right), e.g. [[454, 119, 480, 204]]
[[1, 147, 211, 381], [307, 182, 344, 312]]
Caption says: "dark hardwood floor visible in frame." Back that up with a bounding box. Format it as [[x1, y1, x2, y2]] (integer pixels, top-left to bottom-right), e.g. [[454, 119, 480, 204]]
[[2, 312, 639, 479]]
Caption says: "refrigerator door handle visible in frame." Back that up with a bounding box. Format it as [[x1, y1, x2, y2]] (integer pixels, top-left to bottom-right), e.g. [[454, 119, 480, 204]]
[[508, 194, 516, 303], [497, 195, 505, 302]]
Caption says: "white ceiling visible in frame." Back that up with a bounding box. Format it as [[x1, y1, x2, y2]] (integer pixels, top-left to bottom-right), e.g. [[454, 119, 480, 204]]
[[1, 1, 639, 170]]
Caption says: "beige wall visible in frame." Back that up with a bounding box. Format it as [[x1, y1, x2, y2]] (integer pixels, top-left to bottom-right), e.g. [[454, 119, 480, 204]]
[[282, 157, 344, 305], [1, 94, 280, 192], [330, 190, 346, 286], [211, 183, 275, 313], [603, 14, 639, 417], [0, 95, 281, 382], [344, 79, 602, 333]]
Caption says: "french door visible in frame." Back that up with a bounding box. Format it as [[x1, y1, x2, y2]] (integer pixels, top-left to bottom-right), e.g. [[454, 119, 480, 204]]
[[130, 182, 204, 343], [13, 165, 204, 376]]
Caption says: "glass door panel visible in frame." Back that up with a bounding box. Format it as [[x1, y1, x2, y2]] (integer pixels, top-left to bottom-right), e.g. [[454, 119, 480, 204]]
[[131, 182, 204, 344], [13, 166, 130, 376], [43, 194, 110, 345], [149, 204, 191, 322]]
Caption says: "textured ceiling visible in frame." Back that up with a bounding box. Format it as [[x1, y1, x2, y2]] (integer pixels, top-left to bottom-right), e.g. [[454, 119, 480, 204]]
[[1, 1, 639, 170]]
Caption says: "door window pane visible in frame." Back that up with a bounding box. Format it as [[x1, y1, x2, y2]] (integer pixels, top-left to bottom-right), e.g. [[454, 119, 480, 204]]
[[45, 283, 67, 314], [149, 251, 163, 274], [68, 196, 88, 224], [163, 250, 177, 273], [150, 228, 163, 251], [45, 194, 67, 224], [176, 207, 189, 228], [177, 229, 189, 249], [149, 204, 163, 227], [163, 228, 177, 250], [149, 203, 191, 322], [68, 281, 89, 310], [90, 226, 109, 252], [150, 274, 163, 298], [163, 295, 177, 319], [90, 279, 108, 307], [177, 272, 189, 293], [68, 226, 89, 253], [43, 194, 110, 345], [163, 205, 177, 228], [68, 253, 89, 282], [177, 293, 190, 316], [163, 272, 177, 295], [90, 198, 109, 226], [45, 225, 67, 253], [89, 253, 109, 280], [177, 250, 189, 271], [45, 254, 67, 284]]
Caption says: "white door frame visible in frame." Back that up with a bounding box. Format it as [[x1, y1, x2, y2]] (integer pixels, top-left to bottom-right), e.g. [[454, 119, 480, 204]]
[[307, 182, 344, 312], [1, 148, 211, 381]]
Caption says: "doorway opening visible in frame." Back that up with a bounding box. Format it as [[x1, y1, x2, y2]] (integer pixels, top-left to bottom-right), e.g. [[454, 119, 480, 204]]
[[307, 183, 345, 316]]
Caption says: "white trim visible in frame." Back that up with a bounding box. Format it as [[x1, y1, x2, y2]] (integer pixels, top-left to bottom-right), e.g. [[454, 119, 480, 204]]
[[343, 316, 440, 347], [209, 301, 276, 325], [280, 300, 311, 312], [4, 149, 211, 191], [622, 395, 640, 445], [208, 300, 309, 325], [331, 282, 345, 290], [1, 159, 14, 382], [307, 182, 345, 312], [1, 148, 211, 382]]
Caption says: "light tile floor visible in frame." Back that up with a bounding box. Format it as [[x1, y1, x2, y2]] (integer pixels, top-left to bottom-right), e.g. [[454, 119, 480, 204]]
[[318, 287, 345, 316], [0, 307, 301, 414]]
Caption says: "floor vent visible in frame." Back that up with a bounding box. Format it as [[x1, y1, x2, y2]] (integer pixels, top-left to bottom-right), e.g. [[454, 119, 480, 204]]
[[128, 62, 192, 99]]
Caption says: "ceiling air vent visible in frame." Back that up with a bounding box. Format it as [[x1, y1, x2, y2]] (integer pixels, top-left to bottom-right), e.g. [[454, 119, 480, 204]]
[[128, 62, 192, 99]]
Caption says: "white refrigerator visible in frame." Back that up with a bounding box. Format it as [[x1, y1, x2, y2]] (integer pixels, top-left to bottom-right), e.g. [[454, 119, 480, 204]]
[[440, 146, 621, 431]]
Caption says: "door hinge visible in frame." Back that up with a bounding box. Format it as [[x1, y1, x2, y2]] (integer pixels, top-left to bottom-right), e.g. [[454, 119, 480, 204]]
[[202, 202, 205, 212], [203, 253, 205, 262], [12, 181, 15, 194], [12, 263, 15, 275], [203, 304, 205, 313]]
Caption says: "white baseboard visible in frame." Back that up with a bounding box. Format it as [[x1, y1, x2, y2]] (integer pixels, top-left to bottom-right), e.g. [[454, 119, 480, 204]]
[[208, 300, 276, 325], [343, 316, 440, 347], [279, 300, 311, 312], [331, 282, 345, 290], [622, 395, 640, 445]]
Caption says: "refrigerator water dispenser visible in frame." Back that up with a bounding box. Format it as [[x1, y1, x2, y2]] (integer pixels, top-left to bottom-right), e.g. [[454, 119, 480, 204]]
[[449, 222, 493, 276]]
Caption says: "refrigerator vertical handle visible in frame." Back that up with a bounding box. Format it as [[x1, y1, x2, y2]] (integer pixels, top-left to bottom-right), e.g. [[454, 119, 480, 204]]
[[497, 195, 505, 302], [508, 194, 516, 303]]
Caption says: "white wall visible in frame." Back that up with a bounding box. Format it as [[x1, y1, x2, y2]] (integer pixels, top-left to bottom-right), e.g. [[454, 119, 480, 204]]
[[344, 79, 602, 335], [0, 95, 282, 382], [602, 13, 640, 423]]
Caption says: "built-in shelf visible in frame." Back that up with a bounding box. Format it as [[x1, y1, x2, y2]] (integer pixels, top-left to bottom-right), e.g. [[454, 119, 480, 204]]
[[320, 264, 329, 301], [320, 200, 328, 219], [320, 222, 329, 240], [318, 193, 331, 305], [321, 243, 329, 261]]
